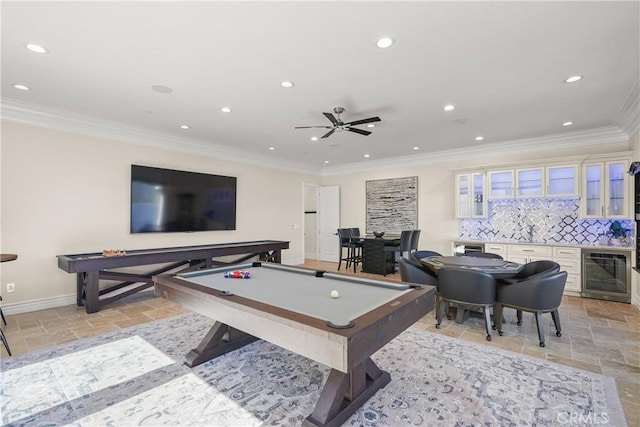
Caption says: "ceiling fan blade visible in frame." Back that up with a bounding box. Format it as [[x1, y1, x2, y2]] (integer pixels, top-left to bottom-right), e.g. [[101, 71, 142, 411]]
[[294, 126, 332, 129], [346, 127, 372, 136], [344, 116, 381, 126], [321, 128, 336, 139], [323, 112, 340, 126]]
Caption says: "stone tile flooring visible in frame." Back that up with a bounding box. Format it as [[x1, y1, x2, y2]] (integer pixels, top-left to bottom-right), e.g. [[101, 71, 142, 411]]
[[1, 259, 638, 424]]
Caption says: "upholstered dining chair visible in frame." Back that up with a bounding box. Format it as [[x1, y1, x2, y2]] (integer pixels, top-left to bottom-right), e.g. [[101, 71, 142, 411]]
[[462, 252, 503, 260], [499, 260, 561, 325], [384, 230, 413, 271], [337, 228, 357, 272], [494, 271, 567, 347], [399, 257, 439, 316], [436, 266, 497, 341]]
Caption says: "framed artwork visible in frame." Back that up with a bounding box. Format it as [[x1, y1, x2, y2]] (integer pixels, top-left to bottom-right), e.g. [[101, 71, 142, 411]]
[[366, 176, 418, 234]]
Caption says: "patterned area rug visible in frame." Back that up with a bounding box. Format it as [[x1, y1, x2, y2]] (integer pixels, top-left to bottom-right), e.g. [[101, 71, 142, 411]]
[[0, 313, 626, 426]]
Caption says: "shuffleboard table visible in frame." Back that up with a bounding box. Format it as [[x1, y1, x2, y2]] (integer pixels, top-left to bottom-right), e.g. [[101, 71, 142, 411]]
[[153, 262, 435, 427], [57, 240, 289, 313]]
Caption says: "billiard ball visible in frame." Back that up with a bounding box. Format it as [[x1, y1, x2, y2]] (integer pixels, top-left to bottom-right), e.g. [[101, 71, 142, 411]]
[[330, 290, 339, 299]]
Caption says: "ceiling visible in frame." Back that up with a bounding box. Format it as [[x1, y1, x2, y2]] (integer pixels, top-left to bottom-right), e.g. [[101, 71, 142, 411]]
[[2, 1, 639, 174]]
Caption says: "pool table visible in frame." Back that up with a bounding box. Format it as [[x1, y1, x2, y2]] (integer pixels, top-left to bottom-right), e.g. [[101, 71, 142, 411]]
[[153, 262, 435, 427]]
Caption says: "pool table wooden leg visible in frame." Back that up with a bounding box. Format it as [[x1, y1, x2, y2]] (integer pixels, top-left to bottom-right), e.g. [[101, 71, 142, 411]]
[[184, 321, 258, 368], [304, 357, 391, 427]]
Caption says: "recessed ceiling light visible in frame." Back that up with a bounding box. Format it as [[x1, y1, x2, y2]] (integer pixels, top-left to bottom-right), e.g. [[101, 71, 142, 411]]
[[367, 124, 376, 128], [323, 160, 330, 164], [151, 85, 173, 94], [376, 37, 393, 49], [443, 104, 455, 112], [13, 84, 30, 91], [280, 81, 294, 88], [25, 43, 47, 54], [180, 125, 190, 130], [564, 75, 583, 83], [562, 121, 574, 126], [268, 147, 275, 151], [475, 136, 484, 141], [363, 154, 371, 158], [413, 146, 420, 150], [311, 136, 318, 141], [221, 107, 232, 113]]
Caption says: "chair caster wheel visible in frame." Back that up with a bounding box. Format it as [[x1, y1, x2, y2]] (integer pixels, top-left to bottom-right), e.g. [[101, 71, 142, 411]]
[[498, 331, 503, 336], [516, 321, 522, 326], [539, 342, 546, 348], [556, 331, 562, 337], [486, 335, 492, 341], [435, 324, 441, 329]]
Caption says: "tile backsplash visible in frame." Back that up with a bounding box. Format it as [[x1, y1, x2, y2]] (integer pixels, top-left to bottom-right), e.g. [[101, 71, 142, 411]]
[[459, 198, 634, 246]]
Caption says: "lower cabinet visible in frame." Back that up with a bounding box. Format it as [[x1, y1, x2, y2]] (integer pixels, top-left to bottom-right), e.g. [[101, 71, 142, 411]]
[[552, 246, 581, 295], [504, 244, 581, 295]]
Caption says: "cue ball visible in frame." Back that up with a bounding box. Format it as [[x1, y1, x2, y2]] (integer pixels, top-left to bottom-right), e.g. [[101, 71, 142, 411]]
[[330, 290, 339, 299]]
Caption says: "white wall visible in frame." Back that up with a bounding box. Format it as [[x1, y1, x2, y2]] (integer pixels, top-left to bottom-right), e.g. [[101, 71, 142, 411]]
[[0, 121, 320, 310]]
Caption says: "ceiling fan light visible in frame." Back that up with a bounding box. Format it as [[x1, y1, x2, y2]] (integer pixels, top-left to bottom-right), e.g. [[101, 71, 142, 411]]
[[376, 37, 393, 49]]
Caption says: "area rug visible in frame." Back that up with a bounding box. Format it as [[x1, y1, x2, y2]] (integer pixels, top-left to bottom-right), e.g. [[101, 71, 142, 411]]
[[0, 313, 626, 426]]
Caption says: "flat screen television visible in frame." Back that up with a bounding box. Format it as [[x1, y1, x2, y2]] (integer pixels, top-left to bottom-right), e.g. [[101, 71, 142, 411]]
[[130, 165, 236, 233]]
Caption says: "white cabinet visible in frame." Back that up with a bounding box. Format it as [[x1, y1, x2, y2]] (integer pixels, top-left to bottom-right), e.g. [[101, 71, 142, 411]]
[[552, 246, 581, 294], [506, 244, 581, 295], [488, 164, 578, 199], [507, 244, 552, 264], [546, 165, 578, 197], [488, 170, 514, 199], [484, 243, 507, 258], [581, 160, 629, 218], [516, 168, 544, 197], [455, 172, 486, 218]]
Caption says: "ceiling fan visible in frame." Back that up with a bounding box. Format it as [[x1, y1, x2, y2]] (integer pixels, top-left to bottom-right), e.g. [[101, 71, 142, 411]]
[[295, 107, 381, 139]]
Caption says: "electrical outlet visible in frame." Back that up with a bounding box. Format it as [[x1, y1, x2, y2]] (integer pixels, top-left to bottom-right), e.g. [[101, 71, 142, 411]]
[[6, 283, 15, 293]]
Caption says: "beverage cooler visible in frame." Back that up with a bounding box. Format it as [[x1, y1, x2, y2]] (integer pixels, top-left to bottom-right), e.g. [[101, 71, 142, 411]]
[[582, 249, 631, 303]]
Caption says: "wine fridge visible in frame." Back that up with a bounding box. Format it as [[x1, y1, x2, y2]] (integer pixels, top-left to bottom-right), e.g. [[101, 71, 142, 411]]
[[582, 249, 631, 303]]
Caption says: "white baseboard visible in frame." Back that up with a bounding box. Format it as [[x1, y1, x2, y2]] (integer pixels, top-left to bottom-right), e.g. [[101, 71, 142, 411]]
[[2, 294, 77, 316]]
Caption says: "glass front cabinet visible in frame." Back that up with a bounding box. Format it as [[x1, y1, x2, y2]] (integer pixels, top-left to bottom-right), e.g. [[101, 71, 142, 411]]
[[456, 172, 486, 218], [546, 165, 578, 197], [516, 168, 544, 197], [488, 170, 514, 199], [581, 160, 629, 218]]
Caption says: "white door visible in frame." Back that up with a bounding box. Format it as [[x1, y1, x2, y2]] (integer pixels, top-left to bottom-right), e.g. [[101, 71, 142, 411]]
[[317, 186, 340, 262]]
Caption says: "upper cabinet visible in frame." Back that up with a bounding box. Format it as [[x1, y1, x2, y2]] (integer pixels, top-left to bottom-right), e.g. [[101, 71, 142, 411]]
[[581, 160, 629, 219], [488, 165, 578, 199], [516, 168, 544, 197], [488, 170, 514, 199], [456, 172, 486, 218], [546, 165, 578, 197]]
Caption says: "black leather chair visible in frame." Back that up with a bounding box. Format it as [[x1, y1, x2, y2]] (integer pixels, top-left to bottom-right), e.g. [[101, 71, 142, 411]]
[[409, 229, 421, 253], [399, 258, 437, 287], [384, 230, 413, 270], [463, 252, 503, 260], [499, 260, 560, 325], [494, 271, 568, 347], [436, 266, 497, 341], [410, 250, 442, 265]]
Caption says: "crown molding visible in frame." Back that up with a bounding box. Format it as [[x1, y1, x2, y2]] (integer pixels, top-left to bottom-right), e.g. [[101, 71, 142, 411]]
[[322, 126, 630, 176], [616, 80, 640, 137], [1, 98, 630, 178], [0, 98, 322, 176]]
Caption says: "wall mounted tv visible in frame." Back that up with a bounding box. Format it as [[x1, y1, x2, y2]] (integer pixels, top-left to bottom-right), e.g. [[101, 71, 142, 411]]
[[130, 165, 237, 233]]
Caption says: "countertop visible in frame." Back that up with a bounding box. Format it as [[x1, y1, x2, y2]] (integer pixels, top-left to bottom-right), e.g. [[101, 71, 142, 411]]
[[452, 240, 634, 252]]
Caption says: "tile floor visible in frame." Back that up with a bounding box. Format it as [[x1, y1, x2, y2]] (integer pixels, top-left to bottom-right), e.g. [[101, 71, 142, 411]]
[[1, 259, 638, 424]]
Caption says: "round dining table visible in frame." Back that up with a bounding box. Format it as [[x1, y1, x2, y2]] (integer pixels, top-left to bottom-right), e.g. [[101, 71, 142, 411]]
[[418, 255, 524, 279]]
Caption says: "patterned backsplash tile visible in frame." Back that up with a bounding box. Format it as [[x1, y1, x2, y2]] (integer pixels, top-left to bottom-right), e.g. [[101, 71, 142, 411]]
[[459, 198, 634, 246]]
